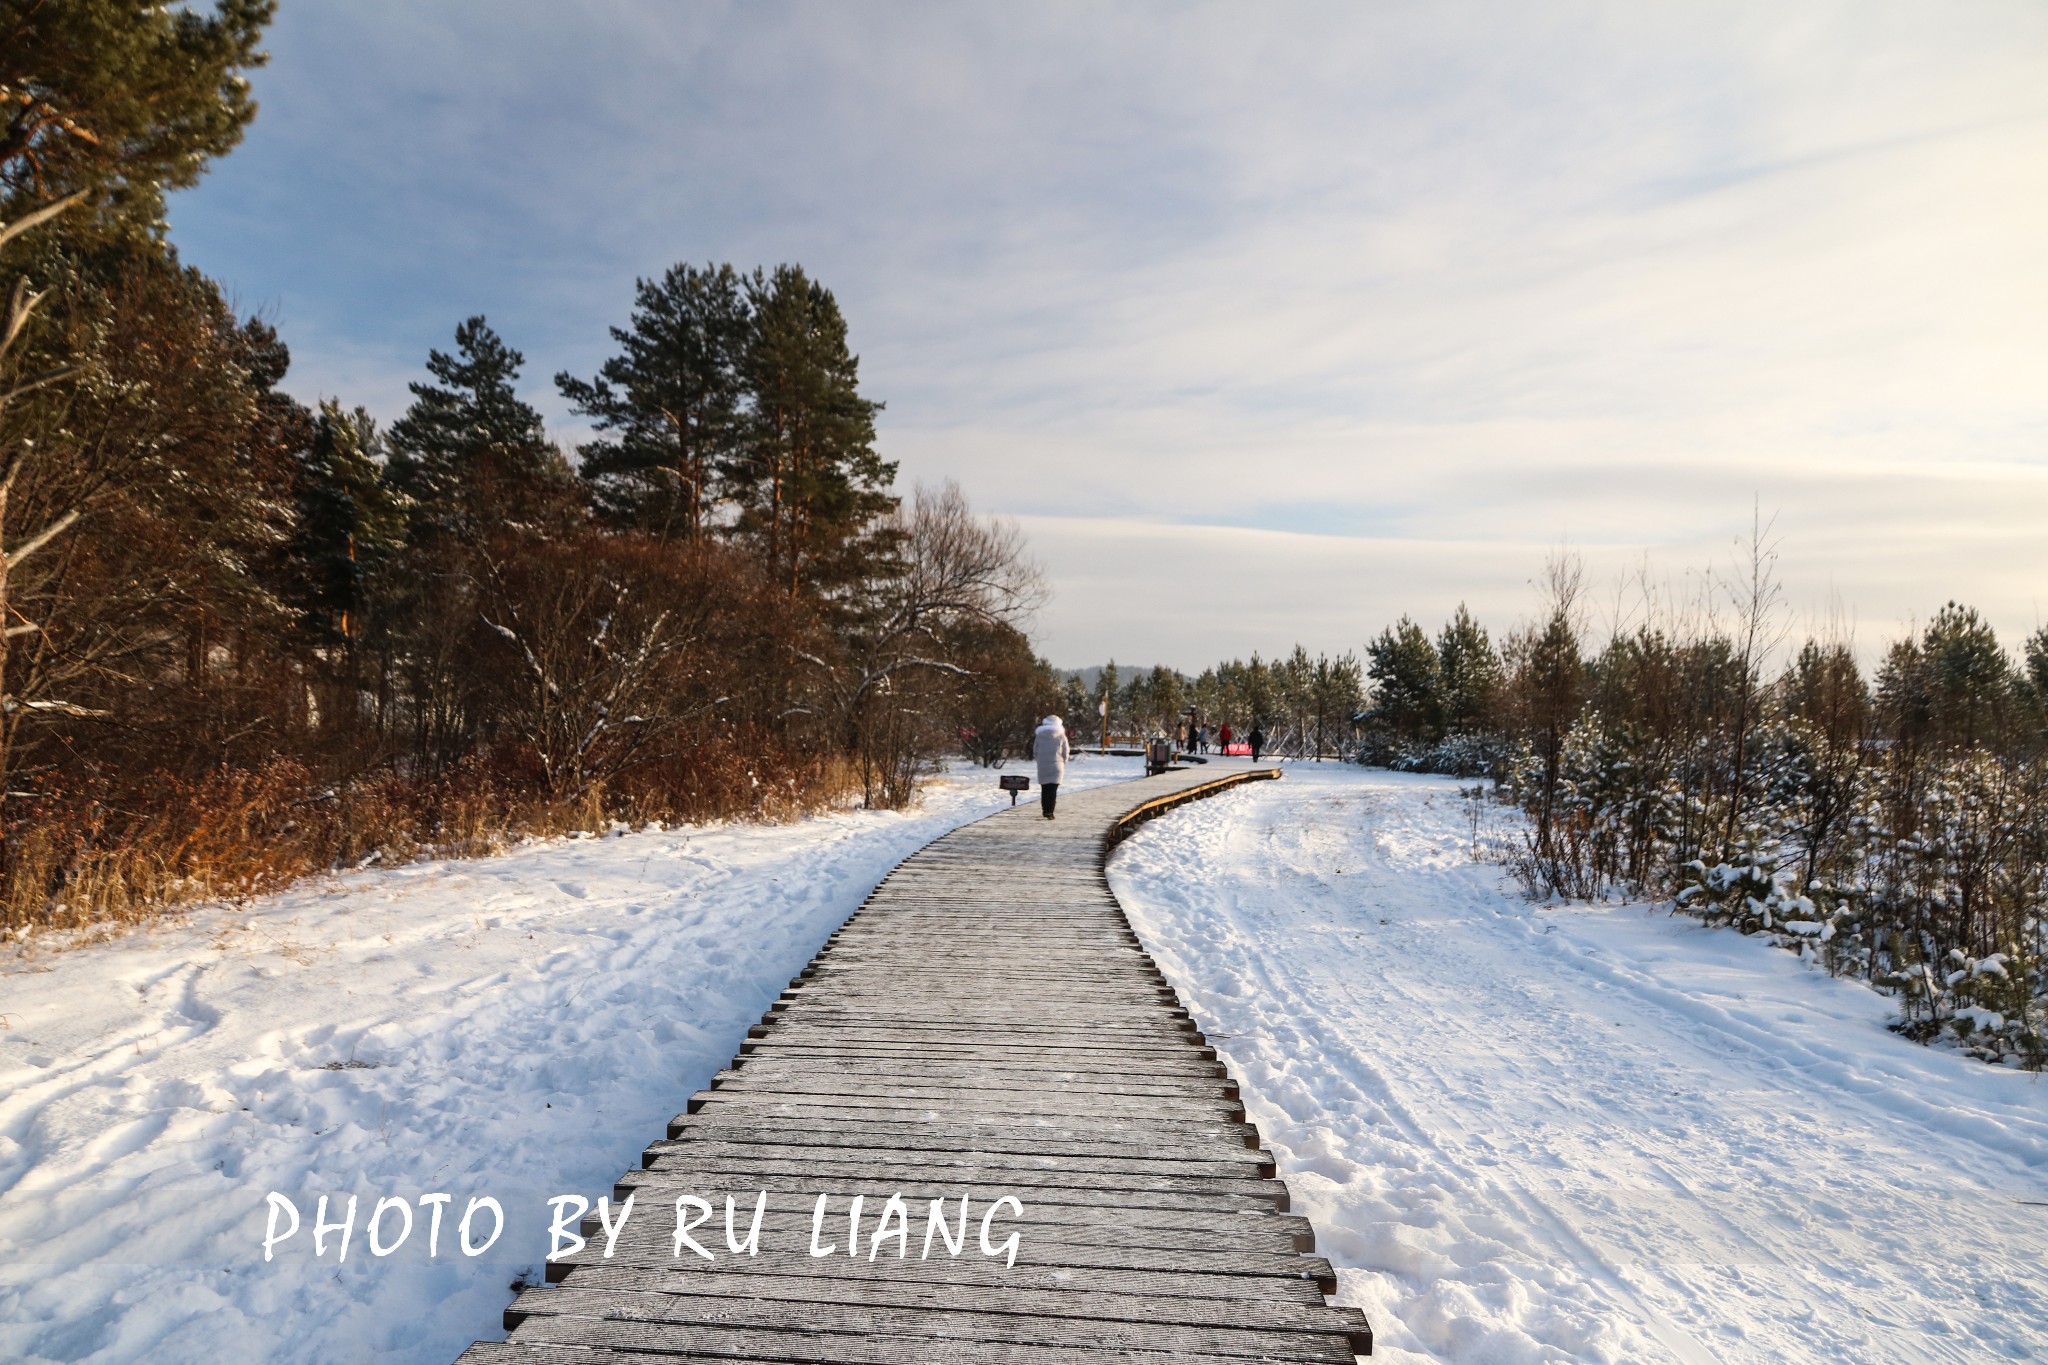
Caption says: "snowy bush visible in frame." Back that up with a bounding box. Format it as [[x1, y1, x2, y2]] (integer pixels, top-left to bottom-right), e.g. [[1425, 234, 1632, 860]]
[[1479, 593, 2048, 1068], [1355, 731, 1506, 778]]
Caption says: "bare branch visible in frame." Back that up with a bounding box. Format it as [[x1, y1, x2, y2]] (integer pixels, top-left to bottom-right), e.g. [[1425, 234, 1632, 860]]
[[0, 188, 87, 254], [6, 696, 110, 718], [0, 364, 82, 409], [5, 508, 79, 566]]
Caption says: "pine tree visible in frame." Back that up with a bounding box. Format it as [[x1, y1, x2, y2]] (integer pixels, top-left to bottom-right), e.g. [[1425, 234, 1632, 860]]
[[1279, 645, 1313, 750], [1366, 617, 1443, 740], [1059, 672, 1090, 728], [1506, 608, 1585, 857], [1306, 651, 1363, 759], [1778, 638, 1869, 886], [1436, 603, 1500, 734], [557, 263, 747, 539], [2024, 627, 2048, 730], [0, 0, 272, 238], [1241, 652, 1275, 728], [727, 265, 894, 599], [1921, 602, 2014, 749], [386, 316, 570, 543], [1094, 660, 1120, 740], [288, 400, 404, 650]]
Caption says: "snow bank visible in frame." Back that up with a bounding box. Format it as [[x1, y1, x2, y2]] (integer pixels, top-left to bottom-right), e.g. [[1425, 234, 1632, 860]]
[[1110, 764, 2048, 1364], [0, 756, 1144, 1363]]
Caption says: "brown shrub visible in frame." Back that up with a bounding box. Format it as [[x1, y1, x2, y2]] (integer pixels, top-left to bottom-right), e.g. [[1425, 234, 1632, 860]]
[[0, 733, 863, 943]]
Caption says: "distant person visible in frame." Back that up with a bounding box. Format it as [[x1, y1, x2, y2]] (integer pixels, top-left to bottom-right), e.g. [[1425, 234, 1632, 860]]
[[1249, 722, 1266, 763], [1033, 714, 1070, 819], [1219, 722, 1233, 754]]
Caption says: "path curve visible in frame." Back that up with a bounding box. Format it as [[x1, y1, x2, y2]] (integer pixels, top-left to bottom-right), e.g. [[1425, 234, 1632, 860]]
[[459, 763, 1373, 1364]]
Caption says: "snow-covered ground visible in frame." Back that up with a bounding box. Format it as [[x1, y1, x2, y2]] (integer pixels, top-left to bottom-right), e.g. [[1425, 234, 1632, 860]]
[[0, 755, 1145, 1364], [1110, 764, 2048, 1364], [8, 755, 2043, 1363]]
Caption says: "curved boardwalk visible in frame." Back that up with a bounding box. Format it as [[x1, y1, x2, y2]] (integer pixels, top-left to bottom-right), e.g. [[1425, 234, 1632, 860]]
[[458, 765, 1372, 1363]]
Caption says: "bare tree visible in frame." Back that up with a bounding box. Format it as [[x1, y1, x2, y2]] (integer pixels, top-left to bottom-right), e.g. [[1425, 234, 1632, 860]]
[[477, 538, 730, 805], [804, 481, 1046, 806], [1720, 505, 1788, 846], [0, 190, 88, 870], [1511, 548, 1588, 859]]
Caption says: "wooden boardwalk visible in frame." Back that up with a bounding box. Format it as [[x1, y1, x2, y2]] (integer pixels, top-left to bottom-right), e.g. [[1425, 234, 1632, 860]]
[[458, 765, 1372, 1363]]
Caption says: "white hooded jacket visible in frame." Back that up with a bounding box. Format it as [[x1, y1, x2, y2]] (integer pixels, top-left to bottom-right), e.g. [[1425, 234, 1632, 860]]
[[1033, 716, 1070, 785]]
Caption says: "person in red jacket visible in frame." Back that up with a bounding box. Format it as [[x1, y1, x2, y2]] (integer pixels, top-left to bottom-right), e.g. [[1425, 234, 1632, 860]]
[[1219, 722, 1233, 753]]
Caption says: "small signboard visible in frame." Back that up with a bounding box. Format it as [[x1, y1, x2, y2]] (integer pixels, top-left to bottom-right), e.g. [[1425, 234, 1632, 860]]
[[999, 773, 1031, 806]]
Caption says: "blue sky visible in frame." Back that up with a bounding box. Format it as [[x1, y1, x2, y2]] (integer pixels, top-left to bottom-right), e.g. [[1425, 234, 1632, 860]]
[[170, 1, 2048, 669]]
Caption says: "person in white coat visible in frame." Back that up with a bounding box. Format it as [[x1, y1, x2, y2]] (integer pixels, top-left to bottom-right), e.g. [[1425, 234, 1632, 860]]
[[1033, 714, 1070, 819]]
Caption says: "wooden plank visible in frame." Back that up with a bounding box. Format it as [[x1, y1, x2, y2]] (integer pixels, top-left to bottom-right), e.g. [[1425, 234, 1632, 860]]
[[613, 1169, 1287, 1216], [509, 1280, 1371, 1348], [699, 1067, 1241, 1101], [546, 1237, 1338, 1299], [650, 1119, 1269, 1154], [632, 1152, 1286, 1197], [491, 1316, 1339, 1365], [549, 1239, 1339, 1299], [502, 1294, 1359, 1362], [530, 1267, 1328, 1320], [587, 1207, 1315, 1255], [455, 766, 1370, 1362]]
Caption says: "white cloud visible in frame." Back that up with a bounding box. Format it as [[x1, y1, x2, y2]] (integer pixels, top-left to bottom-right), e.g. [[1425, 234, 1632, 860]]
[[171, 0, 2048, 665]]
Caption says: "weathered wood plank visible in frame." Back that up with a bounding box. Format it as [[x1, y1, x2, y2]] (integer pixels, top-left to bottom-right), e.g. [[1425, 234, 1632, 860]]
[[661, 1116, 1267, 1154], [547, 1235, 1340, 1298], [509, 1280, 1371, 1348], [502, 1291, 1359, 1362], [456, 766, 1370, 1362], [613, 1168, 1287, 1215], [679, 1091, 1247, 1122], [632, 1150, 1287, 1195], [583, 1207, 1314, 1255], [484, 1316, 1338, 1365], [583, 1197, 1312, 1240]]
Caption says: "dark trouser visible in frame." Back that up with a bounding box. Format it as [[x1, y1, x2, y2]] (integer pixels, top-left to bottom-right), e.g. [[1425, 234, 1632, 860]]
[[1250, 741, 1262, 762], [1040, 783, 1058, 817]]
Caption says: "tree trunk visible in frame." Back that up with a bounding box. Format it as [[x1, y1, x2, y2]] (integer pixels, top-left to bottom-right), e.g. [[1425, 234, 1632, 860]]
[[0, 477, 12, 883]]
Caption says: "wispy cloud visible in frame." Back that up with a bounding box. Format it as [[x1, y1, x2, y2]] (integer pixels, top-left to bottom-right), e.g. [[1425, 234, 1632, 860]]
[[173, 0, 2048, 667]]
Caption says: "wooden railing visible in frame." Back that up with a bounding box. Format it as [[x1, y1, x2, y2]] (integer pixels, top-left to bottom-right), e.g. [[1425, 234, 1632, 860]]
[[1103, 766, 1283, 850]]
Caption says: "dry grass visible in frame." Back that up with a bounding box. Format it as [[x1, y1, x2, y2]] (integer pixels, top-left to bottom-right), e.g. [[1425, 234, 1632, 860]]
[[0, 732, 869, 945]]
